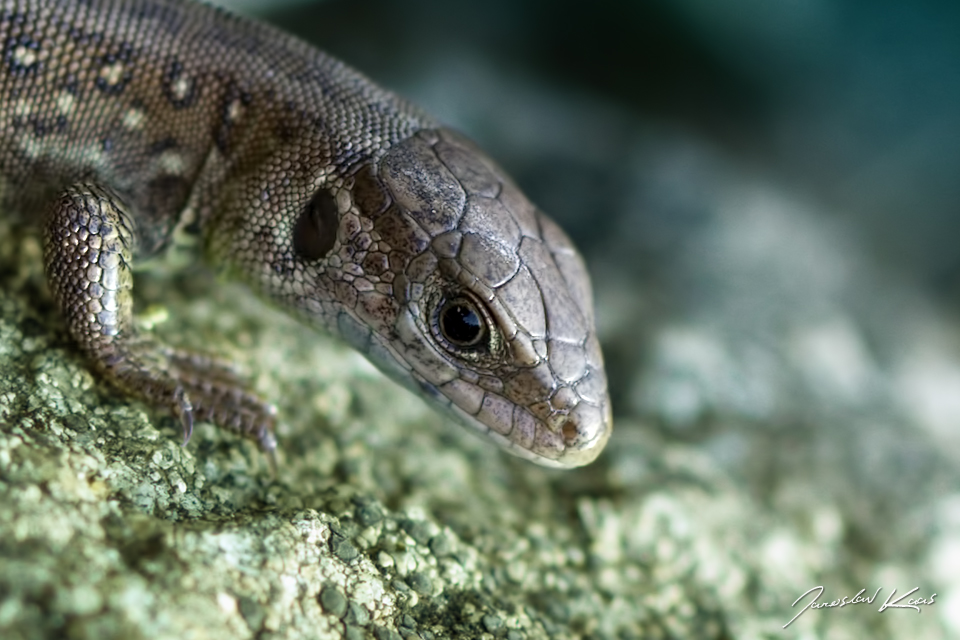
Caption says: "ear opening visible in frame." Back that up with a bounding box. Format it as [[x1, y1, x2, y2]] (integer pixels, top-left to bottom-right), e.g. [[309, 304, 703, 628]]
[[293, 188, 338, 261]]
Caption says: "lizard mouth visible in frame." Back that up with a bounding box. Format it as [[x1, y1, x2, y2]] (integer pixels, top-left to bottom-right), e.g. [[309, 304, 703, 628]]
[[434, 378, 613, 469]]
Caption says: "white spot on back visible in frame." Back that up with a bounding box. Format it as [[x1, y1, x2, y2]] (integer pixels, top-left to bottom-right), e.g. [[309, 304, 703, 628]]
[[158, 150, 185, 174], [122, 108, 144, 130], [99, 62, 124, 86], [13, 46, 37, 68], [56, 92, 75, 115], [171, 77, 192, 101], [226, 99, 243, 122]]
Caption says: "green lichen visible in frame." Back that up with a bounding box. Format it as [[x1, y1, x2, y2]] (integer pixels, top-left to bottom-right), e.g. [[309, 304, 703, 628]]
[[1, 181, 953, 639]]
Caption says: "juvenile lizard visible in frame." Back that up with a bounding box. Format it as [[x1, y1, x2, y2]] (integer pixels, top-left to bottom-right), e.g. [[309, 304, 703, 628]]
[[0, 0, 611, 468]]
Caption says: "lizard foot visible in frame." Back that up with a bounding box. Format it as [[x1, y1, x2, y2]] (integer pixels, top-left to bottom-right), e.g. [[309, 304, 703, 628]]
[[43, 183, 277, 457]]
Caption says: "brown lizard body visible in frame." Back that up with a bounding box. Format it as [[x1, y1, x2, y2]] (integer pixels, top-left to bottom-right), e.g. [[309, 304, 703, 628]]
[[1, 0, 611, 468]]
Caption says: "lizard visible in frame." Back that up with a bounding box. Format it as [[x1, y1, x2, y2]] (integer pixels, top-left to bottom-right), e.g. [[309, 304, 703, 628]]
[[0, 0, 611, 468]]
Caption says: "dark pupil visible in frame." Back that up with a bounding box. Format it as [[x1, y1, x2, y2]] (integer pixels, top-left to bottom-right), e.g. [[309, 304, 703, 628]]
[[441, 303, 483, 346]]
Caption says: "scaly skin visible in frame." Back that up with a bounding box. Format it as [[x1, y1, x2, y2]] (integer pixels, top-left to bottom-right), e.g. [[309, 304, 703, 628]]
[[2, 0, 611, 468]]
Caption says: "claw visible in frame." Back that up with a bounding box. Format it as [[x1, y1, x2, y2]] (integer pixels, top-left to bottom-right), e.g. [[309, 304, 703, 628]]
[[252, 418, 278, 476], [180, 413, 194, 447], [259, 428, 277, 453], [174, 386, 195, 446]]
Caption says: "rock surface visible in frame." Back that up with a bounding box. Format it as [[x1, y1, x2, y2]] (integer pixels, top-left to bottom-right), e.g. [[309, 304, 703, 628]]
[[1, 1, 957, 639]]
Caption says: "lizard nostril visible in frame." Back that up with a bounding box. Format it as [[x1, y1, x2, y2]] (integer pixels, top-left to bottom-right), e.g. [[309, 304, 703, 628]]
[[561, 419, 579, 444]]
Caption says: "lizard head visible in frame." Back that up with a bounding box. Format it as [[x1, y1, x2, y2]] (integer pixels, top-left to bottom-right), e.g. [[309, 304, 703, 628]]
[[286, 128, 612, 467]]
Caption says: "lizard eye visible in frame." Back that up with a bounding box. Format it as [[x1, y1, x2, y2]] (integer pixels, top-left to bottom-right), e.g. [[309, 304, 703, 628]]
[[436, 295, 490, 351]]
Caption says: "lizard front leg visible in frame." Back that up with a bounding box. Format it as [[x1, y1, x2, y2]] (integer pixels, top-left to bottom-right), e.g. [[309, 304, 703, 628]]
[[42, 183, 277, 454]]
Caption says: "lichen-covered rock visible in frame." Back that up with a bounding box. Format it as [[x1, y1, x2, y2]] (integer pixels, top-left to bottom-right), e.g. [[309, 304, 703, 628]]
[[3, 164, 956, 639], [1, 2, 956, 638], [0, 218, 735, 640]]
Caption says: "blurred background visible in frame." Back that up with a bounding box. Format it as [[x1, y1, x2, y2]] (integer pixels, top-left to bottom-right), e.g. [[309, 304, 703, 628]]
[[214, 0, 960, 424]]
